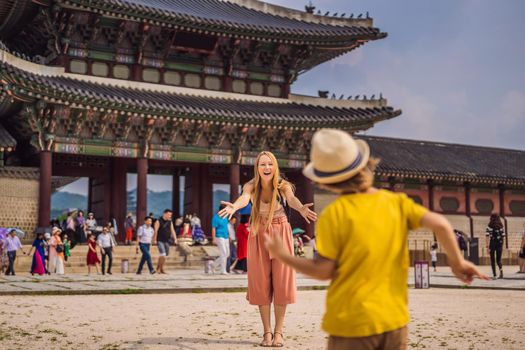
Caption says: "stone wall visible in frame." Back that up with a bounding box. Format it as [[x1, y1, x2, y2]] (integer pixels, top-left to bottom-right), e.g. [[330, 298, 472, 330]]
[[0, 176, 39, 240]]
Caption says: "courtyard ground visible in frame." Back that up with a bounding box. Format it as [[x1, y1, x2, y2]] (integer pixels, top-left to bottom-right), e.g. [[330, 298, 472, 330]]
[[0, 288, 523, 350]]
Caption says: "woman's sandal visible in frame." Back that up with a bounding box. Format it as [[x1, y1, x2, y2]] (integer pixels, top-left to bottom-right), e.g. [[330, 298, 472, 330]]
[[260, 332, 273, 347], [272, 331, 284, 347]]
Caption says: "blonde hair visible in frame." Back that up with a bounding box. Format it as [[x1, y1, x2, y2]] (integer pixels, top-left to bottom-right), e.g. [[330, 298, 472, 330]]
[[319, 158, 380, 194], [249, 151, 294, 235]]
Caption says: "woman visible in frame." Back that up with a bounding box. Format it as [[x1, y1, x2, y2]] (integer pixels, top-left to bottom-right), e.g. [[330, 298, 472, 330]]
[[219, 151, 317, 347], [49, 227, 65, 275], [86, 233, 101, 274], [85, 212, 97, 237], [28, 232, 47, 275], [124, 213, 134, 245], [76, 210, 86, 244], [234, 214, 250, 273], [192, 222, 207, 245], [180, 221, 193, 240], [486, 214, 505, 279]]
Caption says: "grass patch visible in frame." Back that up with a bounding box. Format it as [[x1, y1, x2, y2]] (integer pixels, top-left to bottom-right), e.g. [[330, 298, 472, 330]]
[[109, 289, 142, 295], [41, 328, 67, 337], [311, 285, 326, 291]]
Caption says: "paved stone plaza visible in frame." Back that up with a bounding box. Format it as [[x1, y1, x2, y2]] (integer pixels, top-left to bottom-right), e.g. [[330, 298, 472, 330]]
[[0, 266, 523, 295]]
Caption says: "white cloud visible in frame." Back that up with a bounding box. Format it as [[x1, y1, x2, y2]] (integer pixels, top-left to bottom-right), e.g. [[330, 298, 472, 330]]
[[330, 48, 364, 67]]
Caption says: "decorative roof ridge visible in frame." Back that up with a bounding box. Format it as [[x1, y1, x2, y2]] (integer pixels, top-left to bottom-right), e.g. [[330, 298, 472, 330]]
[[359, 135, 525, 154], [0, 166, 40, 180], [289, 93, 391, 109], [222, 0, 374, 27], [56, 0, 385, 44]]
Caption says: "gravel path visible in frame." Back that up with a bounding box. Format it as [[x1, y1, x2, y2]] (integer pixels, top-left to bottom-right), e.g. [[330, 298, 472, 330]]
[[0, 289, 523, 349]]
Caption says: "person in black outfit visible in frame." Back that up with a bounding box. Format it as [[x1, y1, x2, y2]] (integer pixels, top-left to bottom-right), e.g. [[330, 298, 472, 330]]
[[153, 209, 178, 274], [485, 214, 505, 279]]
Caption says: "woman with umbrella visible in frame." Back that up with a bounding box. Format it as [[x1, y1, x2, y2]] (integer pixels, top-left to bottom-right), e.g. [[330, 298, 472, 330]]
[[49, 227, 65, 274], [0, 228, 10, 274]]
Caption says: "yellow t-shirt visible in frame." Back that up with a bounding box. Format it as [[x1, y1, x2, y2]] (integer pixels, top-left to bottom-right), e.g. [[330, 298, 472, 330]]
[[316, 189, 428, 338]]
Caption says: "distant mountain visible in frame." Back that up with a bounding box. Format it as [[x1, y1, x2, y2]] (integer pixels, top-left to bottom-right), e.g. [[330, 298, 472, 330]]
[[51, 191, 87, 219], [146, 190, 173, 218], [51, 189, 226, 219], [213, 190, 229, 213]]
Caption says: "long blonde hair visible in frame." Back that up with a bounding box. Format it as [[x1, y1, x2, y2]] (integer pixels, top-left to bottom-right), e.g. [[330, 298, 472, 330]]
[[249, 151, 293, 235]]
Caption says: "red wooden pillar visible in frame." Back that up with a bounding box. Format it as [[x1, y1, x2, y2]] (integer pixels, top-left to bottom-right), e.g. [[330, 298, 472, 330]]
[[223, 76, 233, 92], [189, 165, 202, 215], [111, 158, 127, 240], [498, 184, 505, 217], [136, 158, 148, 226], [172, 173, 180, 217], [103, 171, 112, 224], [464, 182, 474, 238], [427, 179, 434, 211], [200, 165, 212, 236], [230, 163, 240, 203], [132, 64, 142, 81], [499, 184, 508, 248], [38, 151, 52, 227]]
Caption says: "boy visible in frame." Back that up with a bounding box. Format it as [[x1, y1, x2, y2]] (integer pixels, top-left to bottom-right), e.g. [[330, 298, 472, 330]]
[[265, 129, 488, 350], [430, 243, 438, 272]]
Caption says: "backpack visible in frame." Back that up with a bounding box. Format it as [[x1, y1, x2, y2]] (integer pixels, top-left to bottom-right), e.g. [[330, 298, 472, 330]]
[[457, 234, 468, 251]]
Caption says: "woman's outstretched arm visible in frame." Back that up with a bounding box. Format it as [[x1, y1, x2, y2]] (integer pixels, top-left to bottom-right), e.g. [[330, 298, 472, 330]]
[[282, 184, 317, 223], [219, 182, 253, 219]]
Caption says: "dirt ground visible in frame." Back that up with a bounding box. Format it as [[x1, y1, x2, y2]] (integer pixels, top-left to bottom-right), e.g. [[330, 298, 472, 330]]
[[0, 289, 523, 350]]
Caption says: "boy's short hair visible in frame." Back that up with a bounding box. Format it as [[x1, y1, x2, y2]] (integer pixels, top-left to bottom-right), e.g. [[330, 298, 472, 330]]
[[319, 158, 380, 194], [163, 209, 172, 214]]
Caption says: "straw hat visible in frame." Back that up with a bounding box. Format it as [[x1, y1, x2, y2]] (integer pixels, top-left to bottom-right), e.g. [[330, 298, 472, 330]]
[[303, 129, 370, 184], [51, 227, 62, 235]]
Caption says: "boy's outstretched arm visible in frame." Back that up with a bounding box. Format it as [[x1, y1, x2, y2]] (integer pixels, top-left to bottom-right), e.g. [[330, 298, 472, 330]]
[[420, 211, 490, 284], [264, 234, 336, 280]]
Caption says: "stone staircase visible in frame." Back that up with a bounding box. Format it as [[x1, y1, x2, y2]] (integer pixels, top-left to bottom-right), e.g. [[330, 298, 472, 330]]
[[12, 243, 211, 274]]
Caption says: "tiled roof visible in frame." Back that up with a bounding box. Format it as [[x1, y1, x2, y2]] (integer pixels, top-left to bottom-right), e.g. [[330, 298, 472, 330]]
[[360, 135, 525, 185], [0, 58, 401, 130], [0, 123, 16, 150], [0, 166, 39, 180], [58, 0, 384, 43], [0, 166, 79, 190]]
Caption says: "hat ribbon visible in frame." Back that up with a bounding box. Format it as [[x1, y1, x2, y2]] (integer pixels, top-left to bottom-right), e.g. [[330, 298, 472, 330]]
[[313, 151, 363, 178]]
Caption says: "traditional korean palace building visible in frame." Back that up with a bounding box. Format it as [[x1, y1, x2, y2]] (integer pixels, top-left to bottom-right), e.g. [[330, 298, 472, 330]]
[[0, 1, 523, 261]]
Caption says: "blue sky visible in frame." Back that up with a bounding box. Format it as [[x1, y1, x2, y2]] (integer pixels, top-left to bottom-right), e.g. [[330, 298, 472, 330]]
[[268, 0, 525, 150]]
